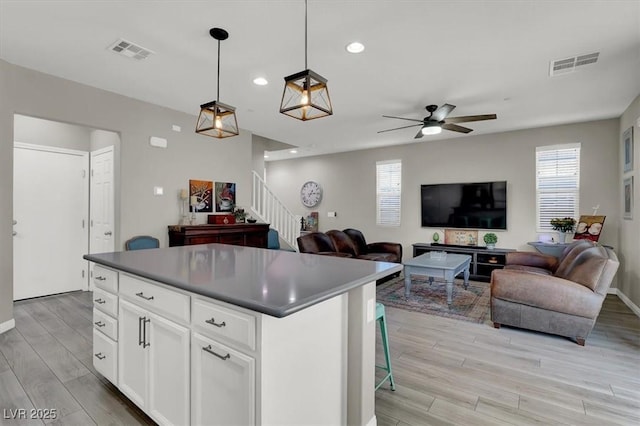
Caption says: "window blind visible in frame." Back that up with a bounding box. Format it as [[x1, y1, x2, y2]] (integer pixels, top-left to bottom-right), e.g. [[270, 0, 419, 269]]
[[376, 160, 402, 226], [536, 144, 580, 231]]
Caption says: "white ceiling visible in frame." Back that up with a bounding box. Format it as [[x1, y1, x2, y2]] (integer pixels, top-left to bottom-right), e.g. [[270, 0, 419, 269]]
[[1, 1, 639, 161]]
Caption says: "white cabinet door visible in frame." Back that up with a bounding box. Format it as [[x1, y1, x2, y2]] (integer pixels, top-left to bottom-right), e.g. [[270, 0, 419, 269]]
[[118, 299, 148, 408], [191, 332, 255, 426], [147, 313, 190, 426]]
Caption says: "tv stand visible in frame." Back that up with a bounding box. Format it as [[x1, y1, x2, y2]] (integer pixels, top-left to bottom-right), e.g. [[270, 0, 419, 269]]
[[431, 243, 488, 250], [412, 243, 514, 282]]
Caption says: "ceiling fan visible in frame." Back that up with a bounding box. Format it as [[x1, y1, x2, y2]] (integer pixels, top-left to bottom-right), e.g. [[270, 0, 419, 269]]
[[378, 104, 497, 139]]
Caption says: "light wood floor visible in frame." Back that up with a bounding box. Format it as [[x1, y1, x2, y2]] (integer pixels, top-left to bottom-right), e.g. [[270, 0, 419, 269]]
[[0, 291, 638, 425]]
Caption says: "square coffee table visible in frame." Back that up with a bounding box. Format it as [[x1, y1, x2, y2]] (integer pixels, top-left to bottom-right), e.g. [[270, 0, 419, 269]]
[[403, 253, 472, 304]]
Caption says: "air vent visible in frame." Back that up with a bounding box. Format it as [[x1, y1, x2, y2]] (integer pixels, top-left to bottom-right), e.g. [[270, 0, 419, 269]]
[[108, 39, 154, 60], [549, 52, 599, 76]]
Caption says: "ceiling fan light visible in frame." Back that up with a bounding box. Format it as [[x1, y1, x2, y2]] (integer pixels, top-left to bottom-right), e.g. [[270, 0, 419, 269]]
[[421, 123, 442, 135]]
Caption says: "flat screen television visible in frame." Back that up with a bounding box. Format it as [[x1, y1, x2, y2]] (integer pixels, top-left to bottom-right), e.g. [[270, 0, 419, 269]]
[[421, 181, 507, 230]]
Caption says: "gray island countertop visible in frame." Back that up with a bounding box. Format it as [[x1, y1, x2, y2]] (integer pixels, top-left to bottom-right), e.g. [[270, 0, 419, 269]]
[[84, 243, 402, 318]]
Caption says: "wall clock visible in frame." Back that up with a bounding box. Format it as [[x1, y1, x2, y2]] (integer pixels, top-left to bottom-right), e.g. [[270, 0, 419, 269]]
[[300, 181, 323, 208]]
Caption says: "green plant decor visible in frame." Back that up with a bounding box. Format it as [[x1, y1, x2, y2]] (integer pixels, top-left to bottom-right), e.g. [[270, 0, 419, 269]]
[[550, 217, 576, 233], [483, 233, 498, 245]]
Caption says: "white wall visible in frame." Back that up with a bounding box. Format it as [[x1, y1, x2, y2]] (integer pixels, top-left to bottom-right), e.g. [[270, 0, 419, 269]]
[[267, 119, 620, 263], [0, 60, 254, 324], [618, 95, 640, 308]]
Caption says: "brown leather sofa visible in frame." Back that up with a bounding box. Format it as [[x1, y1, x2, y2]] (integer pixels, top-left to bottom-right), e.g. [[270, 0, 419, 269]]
[[491, 240, 619, 345], [297, 228, 402, 263]]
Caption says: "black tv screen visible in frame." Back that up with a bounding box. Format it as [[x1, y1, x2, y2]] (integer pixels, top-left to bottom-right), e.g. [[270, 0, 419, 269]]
[[421, 181, 507, 230]]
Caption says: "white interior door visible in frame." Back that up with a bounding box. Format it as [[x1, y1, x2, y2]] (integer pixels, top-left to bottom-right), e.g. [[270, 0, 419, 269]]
[[90, 146, 115, 288], [13, 143, 89, 300]]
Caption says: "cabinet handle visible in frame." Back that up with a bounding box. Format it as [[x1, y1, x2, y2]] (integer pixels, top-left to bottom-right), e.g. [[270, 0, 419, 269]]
[[202, 345, 230, 361], [136, 292, 154, 301], [143, 318, 150, 348], [205, 318, 226, 328], [94, 298, 106, 304], [94, 321, 105, 327], [94, 352, 106, 360], [138, 316, 144, 346], [95, 276, 107, 281], [104, 231, 112, 236]]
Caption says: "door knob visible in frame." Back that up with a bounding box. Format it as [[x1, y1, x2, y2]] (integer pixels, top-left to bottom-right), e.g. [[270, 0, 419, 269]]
[[104, 231, 112, 236], [12, 231, 17, 236], [13, 220, 17, 225]]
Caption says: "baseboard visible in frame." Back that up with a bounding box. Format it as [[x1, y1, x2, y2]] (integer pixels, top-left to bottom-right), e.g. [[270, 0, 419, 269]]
[[614, 289, 640, 318], [0, 318, 15, 334], [607, 287, 617, 295]]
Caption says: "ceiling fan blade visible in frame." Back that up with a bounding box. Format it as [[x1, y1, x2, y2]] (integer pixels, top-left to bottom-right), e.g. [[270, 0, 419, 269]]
[[444, 114, 497, 124], [377, 123, 422, 134], [382, 115, 424, 123], [442, 123, 473, 134], [414, 129, 424, 139], [430, 104, 456, 122]]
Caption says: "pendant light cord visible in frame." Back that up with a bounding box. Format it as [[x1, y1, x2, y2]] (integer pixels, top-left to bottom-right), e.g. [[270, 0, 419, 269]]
[[304, 0, 308, 69], [217, 39, 221, 101]]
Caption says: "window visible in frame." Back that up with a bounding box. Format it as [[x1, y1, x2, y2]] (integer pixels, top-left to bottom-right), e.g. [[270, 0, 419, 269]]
[[536, 144, 580, 231], [376, 160, 401, 226]]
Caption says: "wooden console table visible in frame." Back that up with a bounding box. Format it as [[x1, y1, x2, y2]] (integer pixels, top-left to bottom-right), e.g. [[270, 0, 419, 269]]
[[168, 223, 269, 248], [412, 243, 514, 282]]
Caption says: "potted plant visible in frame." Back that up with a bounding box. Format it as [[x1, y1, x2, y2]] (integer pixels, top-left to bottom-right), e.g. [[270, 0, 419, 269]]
[[483, 232, 498, 250], [550, 217, 576, 243]]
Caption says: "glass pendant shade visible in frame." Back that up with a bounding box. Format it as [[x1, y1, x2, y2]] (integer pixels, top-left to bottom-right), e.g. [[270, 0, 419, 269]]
[[280, 69, 332, 121], [421, 122, 442, 135], [196, 100, 239, 138]]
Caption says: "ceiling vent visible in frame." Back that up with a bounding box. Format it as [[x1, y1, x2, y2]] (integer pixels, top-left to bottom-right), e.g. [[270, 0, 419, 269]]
[[108, 39, 154, 60], [549, 52, 599, 76]]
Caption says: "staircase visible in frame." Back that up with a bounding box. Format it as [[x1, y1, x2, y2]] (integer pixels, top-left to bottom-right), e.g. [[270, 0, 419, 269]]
[[251, 171, 300, 250]]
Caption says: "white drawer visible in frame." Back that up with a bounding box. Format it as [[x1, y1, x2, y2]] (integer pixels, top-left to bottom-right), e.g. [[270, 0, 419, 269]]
[[93, 328, 117, 385], [93, 264, 118, 293], [192, 298, 256, 351], [120, 274, 190, 324], [93, 287, 118, 318], [93, 308, 118, 341]]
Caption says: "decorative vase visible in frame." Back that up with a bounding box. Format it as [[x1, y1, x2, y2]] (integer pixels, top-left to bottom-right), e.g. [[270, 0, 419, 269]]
[[486, 243, 495, 250], [559, 231, 573, 243]]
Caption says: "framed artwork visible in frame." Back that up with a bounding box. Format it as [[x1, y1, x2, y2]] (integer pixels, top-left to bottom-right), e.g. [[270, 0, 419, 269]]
[[623, 126, 634, 173], [189, 179, 213, 213], [624, 176, 634, 220], [215, 182, 236, 212], [444, 229, 478, 246], [573, 215, 606, 242]]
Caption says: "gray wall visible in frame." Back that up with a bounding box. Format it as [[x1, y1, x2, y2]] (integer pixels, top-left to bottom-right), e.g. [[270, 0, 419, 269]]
[[0, 60, 253, 326], [14, 114, 92, 150], [0, 60, 13, 326], [619, 95, 640, 308], [267, 118, 621, 273]]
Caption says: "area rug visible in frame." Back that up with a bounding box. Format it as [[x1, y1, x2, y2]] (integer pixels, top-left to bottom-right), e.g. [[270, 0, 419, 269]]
[[376, 273, 491, 324]]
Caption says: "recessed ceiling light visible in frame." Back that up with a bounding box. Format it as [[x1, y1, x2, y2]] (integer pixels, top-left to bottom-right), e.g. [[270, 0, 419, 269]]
[[346, 42, 365, 54], [253, 77, 268, 86], [289, 149, 298, 154]]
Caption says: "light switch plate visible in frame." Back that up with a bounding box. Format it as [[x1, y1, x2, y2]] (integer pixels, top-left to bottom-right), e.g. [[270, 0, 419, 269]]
[[172, 124, 181, 132], [153, 186, 164, 195]]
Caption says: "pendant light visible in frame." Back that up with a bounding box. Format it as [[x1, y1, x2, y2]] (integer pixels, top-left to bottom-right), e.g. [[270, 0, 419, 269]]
[[196, 27, 239, 138], [279, 0, 333, 121]]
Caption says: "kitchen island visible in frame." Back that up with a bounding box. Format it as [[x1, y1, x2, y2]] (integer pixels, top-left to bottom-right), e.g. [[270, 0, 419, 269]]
[[85, 243, 402, 426]]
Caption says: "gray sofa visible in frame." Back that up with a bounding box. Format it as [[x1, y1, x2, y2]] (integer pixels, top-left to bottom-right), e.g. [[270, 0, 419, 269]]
[[490, 240, 619, 345]]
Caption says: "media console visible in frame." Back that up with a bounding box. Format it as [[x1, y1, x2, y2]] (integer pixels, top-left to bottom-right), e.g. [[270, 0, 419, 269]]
[[412, 243, 514, 282]]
